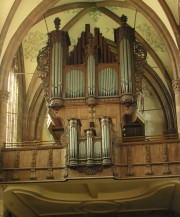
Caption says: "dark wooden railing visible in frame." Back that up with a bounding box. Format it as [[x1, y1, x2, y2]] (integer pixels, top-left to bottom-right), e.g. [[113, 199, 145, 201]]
[[0, 135, 179, 183]]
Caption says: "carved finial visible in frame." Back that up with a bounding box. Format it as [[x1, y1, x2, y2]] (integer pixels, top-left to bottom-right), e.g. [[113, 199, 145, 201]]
[[54, 17, 61, 30], [120, 14, 128, 26], [87, 32, 94, 46]]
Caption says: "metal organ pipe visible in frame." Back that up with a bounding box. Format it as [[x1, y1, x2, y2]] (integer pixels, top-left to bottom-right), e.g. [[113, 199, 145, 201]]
[[68, 119, 79, 166], [51, 43, 63, 97], [98, 68, 118, 96], [94, 141, 102, 161], [100, 117, 112, 165], [117, 15, 135, 98], [79, 142, 86, 160], [86, 129, 94, 166], [55, 43, 58, 96], [65, 70, 84, 98], [51, 45, 55, 97], [127, 40, 132, 93], [120, 38, 132, 94], [88, 55, 95, 96]]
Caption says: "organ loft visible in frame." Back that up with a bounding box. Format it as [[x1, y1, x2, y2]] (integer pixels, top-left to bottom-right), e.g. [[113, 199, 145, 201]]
[[37, 15, 147, 174]]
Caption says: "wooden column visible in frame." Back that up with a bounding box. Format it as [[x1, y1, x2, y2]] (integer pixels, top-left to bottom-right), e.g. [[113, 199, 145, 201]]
[[0, 91, 9, 147], [172, 79, 180, 134], [0, 187, 3, 217]]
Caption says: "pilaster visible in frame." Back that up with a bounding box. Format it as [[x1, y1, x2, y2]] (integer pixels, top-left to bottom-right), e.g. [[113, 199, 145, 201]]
[[0, 91, 9, 147], [172, 79, 180, 134]]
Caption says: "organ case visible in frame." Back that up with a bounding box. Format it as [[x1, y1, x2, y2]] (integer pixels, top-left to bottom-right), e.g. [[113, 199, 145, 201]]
[[37, 15, 147, 173]]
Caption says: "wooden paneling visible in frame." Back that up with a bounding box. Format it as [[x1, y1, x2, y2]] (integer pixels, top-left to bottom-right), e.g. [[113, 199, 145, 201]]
[[1, 137, 180, 182]]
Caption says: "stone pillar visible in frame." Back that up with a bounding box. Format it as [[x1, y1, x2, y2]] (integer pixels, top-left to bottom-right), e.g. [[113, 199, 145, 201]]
[[0, 85, 5, 213], [0, 91, 9, 147], [172, 79, 180, 134]]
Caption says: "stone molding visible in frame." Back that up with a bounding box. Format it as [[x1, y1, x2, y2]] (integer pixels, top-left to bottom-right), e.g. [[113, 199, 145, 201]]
[[172, 79, 180, 92]]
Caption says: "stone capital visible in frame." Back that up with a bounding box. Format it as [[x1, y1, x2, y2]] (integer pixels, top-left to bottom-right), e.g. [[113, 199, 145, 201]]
[[172, 79, 180, 92], [0, 91, 9, 102]]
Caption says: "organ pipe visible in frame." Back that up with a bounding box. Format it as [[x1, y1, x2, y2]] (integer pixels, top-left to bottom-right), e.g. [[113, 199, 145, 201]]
[[120, 39, 132, 94], [114, 15, 135, 103], [68, 119, 81, 166], [87, 55, 96, 96], [49, 18, 70, 100], [65, 69, 84, 98], [85, 129, 94, 166], [98, 68, 118, 96], [100, 117, 112, 165], [51, 43, 63, 97], [79, 142, 86, 161], [94, 141, 102, 162]]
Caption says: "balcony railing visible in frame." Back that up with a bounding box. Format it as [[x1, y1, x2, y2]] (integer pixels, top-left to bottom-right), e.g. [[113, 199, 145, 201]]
[[0, 135, 179, 183]]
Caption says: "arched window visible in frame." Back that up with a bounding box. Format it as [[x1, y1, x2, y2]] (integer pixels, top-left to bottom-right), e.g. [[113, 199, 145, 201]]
[[6, 70, 18, 145], [6, 47, 25, 147]]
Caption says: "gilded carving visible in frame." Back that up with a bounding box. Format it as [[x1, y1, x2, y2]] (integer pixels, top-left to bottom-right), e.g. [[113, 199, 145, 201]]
[[46, 149, 54, 179], [86, 96, 97, 107], [134, 40, 147, 95], [49, 97, 64, 110], [134, 40, 147, 61], [162, 143, 170, 174], [145, 143, 153, 175], [37, 46, 50, 104], [78, 165, 103, 175], [30, 150, 37, 180], [115, 15, 135, 42], [60, 126, 70, 147]]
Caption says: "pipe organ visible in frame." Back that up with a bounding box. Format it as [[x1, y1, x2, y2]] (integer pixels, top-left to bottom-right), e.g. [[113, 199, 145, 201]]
[[87, 54, 96, 96], [67, 117, 112, 169], [37, 15, 147, 173], [114, 15, 135, 103], [49, 18, 70, 99], [98, 67, 118, 96], [68, 119, 81, 166]]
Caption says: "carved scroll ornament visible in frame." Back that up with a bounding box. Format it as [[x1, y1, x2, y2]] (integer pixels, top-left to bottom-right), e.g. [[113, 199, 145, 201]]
[[37, 46, 50, 104]]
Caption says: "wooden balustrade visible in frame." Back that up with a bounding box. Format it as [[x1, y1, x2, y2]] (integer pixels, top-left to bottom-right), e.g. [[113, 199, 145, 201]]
[[0, 135, 180, 183], [0, 142, 66, 182]]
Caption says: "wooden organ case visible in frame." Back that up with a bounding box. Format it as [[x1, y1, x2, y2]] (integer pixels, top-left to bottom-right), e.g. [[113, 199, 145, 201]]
[[37, 15, 147, 174]]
